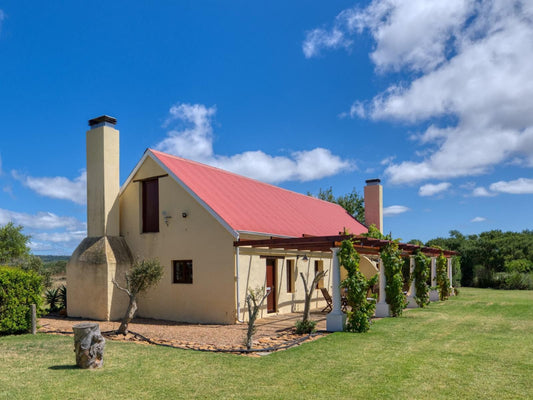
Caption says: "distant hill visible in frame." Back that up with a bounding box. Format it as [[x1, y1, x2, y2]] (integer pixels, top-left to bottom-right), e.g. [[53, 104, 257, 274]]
[[37, 255, 70, 262]]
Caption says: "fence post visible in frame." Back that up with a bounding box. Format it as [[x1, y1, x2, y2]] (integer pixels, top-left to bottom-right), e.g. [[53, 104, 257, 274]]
[[31, 304, 37, 335]]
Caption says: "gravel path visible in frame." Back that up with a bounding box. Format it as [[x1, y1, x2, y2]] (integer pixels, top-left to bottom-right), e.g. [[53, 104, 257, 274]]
[[39, 311, 328, 353]]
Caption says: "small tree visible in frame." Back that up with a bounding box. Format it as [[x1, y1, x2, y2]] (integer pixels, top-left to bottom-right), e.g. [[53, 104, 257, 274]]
[[245, 286, 270, 350], [311, 187, 365, 224], [0, 222, 31, 264], [300, 270, 326, 324], [338, 240, 378, 333], [112, 258, 163, 335]]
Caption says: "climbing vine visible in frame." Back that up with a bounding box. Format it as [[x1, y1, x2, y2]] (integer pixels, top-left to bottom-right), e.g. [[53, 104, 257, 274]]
[[380, 241, 407, 317], [413, 250, 430, 307], [338, 240, 378, 333], [436, 253, 451, 301]]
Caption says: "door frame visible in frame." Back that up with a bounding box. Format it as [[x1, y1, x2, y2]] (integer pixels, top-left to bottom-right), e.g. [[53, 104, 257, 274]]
[[266, 258, 277, 313]]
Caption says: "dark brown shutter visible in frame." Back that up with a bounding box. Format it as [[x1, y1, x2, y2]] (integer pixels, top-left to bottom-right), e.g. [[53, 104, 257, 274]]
[[142, 179, 159, 232]]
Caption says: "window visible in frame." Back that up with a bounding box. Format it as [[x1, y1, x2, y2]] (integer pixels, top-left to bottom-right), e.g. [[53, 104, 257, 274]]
[[315, 260, 324, 289], [173, 260, 193, 284], [286, 259, 294, 293], [142, 178, 159, 233]]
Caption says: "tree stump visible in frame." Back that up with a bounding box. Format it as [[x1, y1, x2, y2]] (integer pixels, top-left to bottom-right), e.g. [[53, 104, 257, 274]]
[[72, 323, 105, 369]]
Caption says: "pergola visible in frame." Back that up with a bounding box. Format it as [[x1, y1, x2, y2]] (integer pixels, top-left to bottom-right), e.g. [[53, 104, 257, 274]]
[[234, 234, 457, 331]]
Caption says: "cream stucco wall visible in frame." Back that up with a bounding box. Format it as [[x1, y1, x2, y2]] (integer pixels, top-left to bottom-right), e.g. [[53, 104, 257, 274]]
[[119, 157, 237, 324]]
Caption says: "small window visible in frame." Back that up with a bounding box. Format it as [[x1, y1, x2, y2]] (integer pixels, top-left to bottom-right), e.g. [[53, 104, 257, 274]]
[[173, 260, 193, 284], [142, 178, 159, 233], [286, 259, 294, 293], [315, 260, 324, 289]]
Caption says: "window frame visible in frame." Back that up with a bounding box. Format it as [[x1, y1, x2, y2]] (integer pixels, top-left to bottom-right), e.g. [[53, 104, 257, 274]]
[[315, 260, 324, 289], [286, 259, 294, 293], [173, 260, 193, 284]]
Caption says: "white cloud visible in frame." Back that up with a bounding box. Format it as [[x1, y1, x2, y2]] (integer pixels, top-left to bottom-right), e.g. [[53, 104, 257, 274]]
[[32, 231, 86, 244], [471, 216, 486, 223], [0, 208, 85, 231], [383, 205, 409, 216], [303, 27, 352, 59], [13, 170, 86, 204], [305, 1, 533, 184], [155, 103, 353, 184], [418, 182, 451, 197], [490, 178, 533, 194], [471, 187, 495, 197]]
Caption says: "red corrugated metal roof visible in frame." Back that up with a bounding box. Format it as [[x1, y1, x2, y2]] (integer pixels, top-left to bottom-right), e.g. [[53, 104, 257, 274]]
[[150, 149, 367, 238]]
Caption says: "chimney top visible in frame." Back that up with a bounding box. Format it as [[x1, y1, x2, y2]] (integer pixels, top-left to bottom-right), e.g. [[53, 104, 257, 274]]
[[365, 178, 381, 186], [88, 115, 117, 128]]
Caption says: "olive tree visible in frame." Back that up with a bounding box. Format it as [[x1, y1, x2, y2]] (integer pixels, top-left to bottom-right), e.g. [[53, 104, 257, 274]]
[[112, 258, 163, 335]]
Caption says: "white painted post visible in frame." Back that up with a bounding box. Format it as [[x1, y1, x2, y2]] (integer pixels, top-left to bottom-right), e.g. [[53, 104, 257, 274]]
[[429, 257, 439, 301], [448, 257, 455, 295], [375, 258, 390, 317], [326, 248, 346, 332], [406, 256, 418, 308]]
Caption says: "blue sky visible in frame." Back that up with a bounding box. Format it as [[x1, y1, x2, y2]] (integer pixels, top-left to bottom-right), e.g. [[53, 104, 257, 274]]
[[0, 1, 532, 255]]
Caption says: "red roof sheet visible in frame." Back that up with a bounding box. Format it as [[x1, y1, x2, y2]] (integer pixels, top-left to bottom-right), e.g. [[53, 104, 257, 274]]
[[150, 149, 367, 238]]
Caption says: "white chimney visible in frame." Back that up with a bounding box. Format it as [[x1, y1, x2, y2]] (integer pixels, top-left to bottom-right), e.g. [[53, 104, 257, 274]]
[[364, 178, 383, 234], [86, 115, 120, 237]]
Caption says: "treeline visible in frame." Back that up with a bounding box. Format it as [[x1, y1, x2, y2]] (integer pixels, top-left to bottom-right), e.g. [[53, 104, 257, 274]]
[[424, 230, 533, 289]]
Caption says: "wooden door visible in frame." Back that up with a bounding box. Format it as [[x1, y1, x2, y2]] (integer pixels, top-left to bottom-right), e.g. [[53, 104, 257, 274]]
[[266, 259, 276, 313]]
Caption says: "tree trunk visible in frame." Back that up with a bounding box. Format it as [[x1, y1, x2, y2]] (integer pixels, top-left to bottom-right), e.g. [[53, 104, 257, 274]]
[[117, 296, 137, 335], [72, 323, 105, 369], [300, 272, 311, 323]]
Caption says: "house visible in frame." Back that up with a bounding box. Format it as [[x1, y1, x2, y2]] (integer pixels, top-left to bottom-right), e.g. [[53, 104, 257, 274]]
[[67, 116, 384, 324]]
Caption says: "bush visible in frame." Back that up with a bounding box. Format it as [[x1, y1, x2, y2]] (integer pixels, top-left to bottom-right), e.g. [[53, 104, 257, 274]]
[[381, 241, 407, 317], [0, 266, 43, 335], [413, 251, 430, 307], [339, 240, 378, 332], [473, 265, 532, 290], [295, 320, 317, 334]]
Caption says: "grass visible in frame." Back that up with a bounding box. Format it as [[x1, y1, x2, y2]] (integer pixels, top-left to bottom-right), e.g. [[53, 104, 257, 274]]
[[1, 288, 532, 399]]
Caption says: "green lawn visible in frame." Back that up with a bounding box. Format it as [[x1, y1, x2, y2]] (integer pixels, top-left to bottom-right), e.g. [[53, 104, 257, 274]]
[[1, 288, 531, 399]]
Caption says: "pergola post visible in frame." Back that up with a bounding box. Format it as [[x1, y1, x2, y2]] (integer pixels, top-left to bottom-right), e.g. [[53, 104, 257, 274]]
[[406, 256, 417, 308], [375, 258, 390, 317], [326, 247, 346, 332], [447, 257, 455, 295], [429, 257, 439, 301]]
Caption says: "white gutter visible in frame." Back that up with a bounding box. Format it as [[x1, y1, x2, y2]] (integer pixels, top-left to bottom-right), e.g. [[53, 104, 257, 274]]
[[235, 234, 244, 322]]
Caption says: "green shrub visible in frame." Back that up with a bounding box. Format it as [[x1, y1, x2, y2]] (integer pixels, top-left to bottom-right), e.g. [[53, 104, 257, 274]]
[[473, 265, 532, 290], [436, 253, 451, 301], [295, 320, 317, 334], [45, 288, 61, 313], [0, 266, 43, 335], [473, 265, 493, 288], [452, 256, 462, 288], [339, 240, 378, 332], [505, 259, 533, 273], [413, 251, 430, 307], [381, 241, 407, 317]]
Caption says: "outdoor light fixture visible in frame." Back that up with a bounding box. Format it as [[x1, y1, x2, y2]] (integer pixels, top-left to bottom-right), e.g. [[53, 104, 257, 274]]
[[302, 254, 309, 262], [162, 211, 172, 226], [182, 212, 188, 218]]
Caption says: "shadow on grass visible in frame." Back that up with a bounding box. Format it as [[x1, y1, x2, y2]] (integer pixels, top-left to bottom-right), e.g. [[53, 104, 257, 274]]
[[49, 365, 78, 370]]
